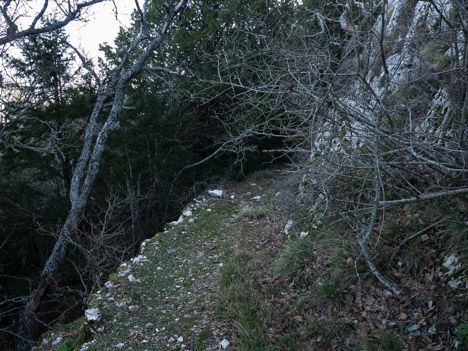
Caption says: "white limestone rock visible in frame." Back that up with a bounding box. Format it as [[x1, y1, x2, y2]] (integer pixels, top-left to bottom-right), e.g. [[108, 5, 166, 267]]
[[283, 220, 294, 235], [208, 189, 224, 197], [85, 308, 101, 322], [128, 305, 139, 312], [220, 339, 230, 349], [128, 274, 138, 283], [117, 268, 131, 277], [52, 337, 62, 346], [131, 255, 149, 265]]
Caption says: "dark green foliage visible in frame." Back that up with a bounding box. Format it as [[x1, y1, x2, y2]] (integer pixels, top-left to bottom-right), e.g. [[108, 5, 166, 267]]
[[57, 339, 75, 351], [7, 26, 75, 104], [458, 324, 468, 345]]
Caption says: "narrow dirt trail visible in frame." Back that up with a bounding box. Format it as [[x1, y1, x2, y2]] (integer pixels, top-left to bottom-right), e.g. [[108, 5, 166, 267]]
[[51, 170, 290, 351]]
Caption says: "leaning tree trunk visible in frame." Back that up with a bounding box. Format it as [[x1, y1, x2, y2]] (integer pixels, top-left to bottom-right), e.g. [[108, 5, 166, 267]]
[[17, 1, 188, 349]]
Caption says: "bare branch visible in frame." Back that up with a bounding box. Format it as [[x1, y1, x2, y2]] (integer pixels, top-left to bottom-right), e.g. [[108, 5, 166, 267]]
[[0, 0, 106, 46], [67, 42, 101, 87], [379, 187, 468, 207]]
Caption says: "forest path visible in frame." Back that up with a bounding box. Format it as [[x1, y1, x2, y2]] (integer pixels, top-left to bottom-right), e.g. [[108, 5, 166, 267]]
[[48, 169, 291, 351]]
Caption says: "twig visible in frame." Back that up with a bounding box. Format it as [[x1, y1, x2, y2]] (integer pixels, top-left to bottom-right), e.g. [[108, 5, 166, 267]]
[[379, 187, 468, 207]]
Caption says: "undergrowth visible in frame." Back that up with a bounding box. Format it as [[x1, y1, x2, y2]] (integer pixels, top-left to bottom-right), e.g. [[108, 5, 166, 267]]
[[216, 172, 467, 350]]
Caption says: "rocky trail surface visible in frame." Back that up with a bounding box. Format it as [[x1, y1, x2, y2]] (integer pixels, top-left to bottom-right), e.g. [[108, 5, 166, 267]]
[[39, 170, 290, 351]]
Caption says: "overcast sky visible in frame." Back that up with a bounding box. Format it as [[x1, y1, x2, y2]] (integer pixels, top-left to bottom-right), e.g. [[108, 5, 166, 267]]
[[65, 0, 134, 60]]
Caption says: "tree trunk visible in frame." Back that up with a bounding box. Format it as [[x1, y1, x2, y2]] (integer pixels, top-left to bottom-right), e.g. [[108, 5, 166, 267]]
[[16, 1, 188, 348]]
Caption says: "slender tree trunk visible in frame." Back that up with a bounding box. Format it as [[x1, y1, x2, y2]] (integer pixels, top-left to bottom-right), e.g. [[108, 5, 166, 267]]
[[17, 221, 76, 350], [17, 1, 188, 349]]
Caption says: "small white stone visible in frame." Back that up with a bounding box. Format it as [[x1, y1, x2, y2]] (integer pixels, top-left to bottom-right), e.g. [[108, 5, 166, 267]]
[[252, 195, 262, 201], [145, 323, 154, 329], [128, 274, 137, 283], [170, 216, 184, 225], [208, 189, 224, 197], [177, 336, 184, 343], [183, 209, 193, 217], [131, 255, 149, 265], [128, 305, 139, 312], [220, 339, 230, 349], [52, 337, 62, 346], [299, 231, 308, 238], [105, 281, 114, 290], [114, 342, 125, 349], [448, 278, 462, 289], [85, 308, 101, 322], [117, 268, 131, 277], [168, 337, 175, 343], [283, 220, 294, 235], [80, 340, 96, 350], [407, 324, 420, 333], [442, 254, 461, 275]]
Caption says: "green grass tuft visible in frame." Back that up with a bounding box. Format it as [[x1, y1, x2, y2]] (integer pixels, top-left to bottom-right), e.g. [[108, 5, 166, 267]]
[[364, 330, 403, 351], [273, 237, 316, 283]]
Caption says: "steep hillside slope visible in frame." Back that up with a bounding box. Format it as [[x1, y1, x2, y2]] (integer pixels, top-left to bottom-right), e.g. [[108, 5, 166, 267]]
[[38, 169, 467, 351], [37, 170, 290, 351]]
